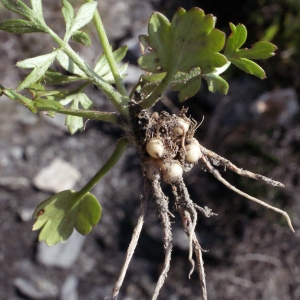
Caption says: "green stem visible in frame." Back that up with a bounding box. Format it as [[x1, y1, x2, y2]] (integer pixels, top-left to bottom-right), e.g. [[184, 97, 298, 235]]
[[76, 137, 129, 198], [51, 108, 120, 123], [86, 0, 128, 99], [139, 69, 177, 109], [42, 26, 129, 116]]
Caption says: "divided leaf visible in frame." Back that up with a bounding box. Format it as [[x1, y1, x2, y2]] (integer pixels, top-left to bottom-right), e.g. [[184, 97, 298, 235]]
[[56, 50, 87, 77], [32, 190, 101, 246], [43, 69, 83, 85], [17, 51, 57, 90], [138, 7, 227, 75], [94, 46, 128, 83], [0, 19, 46, 34], [64, 1, 97, 41], [60, 93, 93, 134], [224, 23, 277, 79]]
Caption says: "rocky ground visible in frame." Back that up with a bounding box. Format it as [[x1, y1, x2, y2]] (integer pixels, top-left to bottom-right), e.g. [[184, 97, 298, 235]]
[[1, 1, 300, 300]]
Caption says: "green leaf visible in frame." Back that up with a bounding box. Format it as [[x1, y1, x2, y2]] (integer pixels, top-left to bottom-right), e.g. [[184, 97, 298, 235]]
[[0, 19, 46, 34], [56, 50, 87, 77], [62, 0, 74, 34], [224, 23, 276, 79], [17, 52, 57, 90], [65, 1, 97, 40], [3, 88, 36, 113], [1, 0, 34, 20], [43, 69, 82, 85], [138, 7, 227, 75], [33, 98, 63, 110], [60, 93, 93, 134], [30, 0, 43, 20], [202, 73, 229, 94], [32, 190, 101, 246], [17, 51, 58, 68], [71, 30, 91, 46], [94, 46, 128, 78], [176, 77, 201, 102], [228, 57, 266, 78]]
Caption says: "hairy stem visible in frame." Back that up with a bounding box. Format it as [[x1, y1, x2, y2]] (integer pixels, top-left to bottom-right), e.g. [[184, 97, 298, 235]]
[[41, 26, 128, 115], [86, 0, 128, 98]]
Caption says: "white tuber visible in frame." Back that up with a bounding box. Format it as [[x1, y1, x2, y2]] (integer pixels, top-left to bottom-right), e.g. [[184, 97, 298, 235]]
[[146, 138, 164, 159], [185, 139, 202, 163], [162, 160, 183, 184]]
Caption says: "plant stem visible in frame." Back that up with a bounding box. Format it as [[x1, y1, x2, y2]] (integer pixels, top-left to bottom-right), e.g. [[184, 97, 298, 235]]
[[139, 69, 177, 109], [42, 26, 128, 116], [86, 0, 128, 99], [76, 137, 128, 199]]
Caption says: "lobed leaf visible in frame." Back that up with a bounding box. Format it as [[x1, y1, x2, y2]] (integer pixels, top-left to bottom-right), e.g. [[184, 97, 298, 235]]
[[60, 93, 93, 134], [138, 7, 227, 75], [224, 23, 276, 79], [32, 190, 101, 246], [0, 19, 46, 34]]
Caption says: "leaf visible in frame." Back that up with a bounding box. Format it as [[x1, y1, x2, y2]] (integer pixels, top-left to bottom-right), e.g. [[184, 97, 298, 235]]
[[202, 73, 229, 94], [94, 46, 128, 79], [1, 0, 34, 20], [71, 30, 91, 46], [32, 190, 101, 246], [30, 0, 43, 20], [0, 19, 46, 34], [43, 69, 82, 85], [3, 88, 37, 113], [138, 7, 227, 75], [56, 50, 87, 77], [17, 51, 58, 68], [60, 93, 93, 134], [176, 77, 201, 102], [66, 1, 97, 40], [17, 52, 57, 90], [62, 0, 74, 34], [224, 23, 277, 79], [33, 98, 63, 110]]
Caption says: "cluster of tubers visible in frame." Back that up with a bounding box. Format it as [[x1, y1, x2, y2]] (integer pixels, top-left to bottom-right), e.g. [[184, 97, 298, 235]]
[[144, 109, 201, 184]]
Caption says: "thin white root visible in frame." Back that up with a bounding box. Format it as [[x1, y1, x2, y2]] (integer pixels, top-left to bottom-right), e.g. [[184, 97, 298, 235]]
[[110, 195, 147, 300], [188, 207, 198, 278], [201, 155, 295, 232], [193, 235, 207, 300], [152, 180, 173, 300], [200, 145, 285, 187]]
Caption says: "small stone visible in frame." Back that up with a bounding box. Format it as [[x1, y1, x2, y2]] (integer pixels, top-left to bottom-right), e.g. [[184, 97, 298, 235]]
[[14, 260, 58, 299], [33, 158, 81, 193], [0, 176, 30, 190], [37, 231, 85, 269]]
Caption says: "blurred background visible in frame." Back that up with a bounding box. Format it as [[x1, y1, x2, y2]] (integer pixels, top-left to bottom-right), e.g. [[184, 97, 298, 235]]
[[0, 0, 300, 299]]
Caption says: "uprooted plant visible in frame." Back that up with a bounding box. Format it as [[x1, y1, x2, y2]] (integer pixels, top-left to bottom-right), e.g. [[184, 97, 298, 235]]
[[0, 1, 295, 299]]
